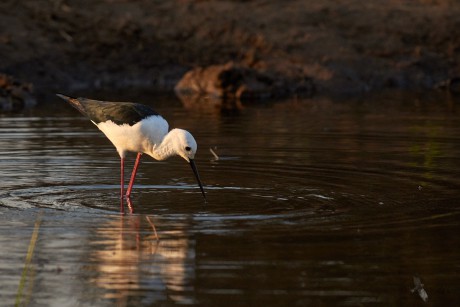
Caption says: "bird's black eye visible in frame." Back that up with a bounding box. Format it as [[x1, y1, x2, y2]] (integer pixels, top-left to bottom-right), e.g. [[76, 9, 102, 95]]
[[185, 146, 191, 152]]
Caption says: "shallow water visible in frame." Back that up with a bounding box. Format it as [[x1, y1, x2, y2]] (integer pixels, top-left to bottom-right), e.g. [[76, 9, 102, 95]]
[[1, 92, 460, 306]]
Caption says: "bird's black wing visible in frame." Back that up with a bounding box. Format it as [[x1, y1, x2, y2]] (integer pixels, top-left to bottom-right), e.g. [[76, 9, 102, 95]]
[[77, 98, 160, 126]]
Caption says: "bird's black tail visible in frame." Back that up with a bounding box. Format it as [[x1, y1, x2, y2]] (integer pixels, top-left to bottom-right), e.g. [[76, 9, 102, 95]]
[[56, 94, 87, 116]]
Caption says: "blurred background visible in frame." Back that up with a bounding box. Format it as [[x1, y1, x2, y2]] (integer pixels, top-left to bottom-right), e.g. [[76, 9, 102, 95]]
[[1, 0, 460, 110]]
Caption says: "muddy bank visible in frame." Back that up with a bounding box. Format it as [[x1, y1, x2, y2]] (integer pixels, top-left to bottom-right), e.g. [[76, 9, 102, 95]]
[[1, 0, 460, 101]]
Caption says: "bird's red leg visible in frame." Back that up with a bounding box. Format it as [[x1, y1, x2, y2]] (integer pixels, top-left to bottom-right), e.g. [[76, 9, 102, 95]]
[[120, 157, 125, 213], [126, 153, 142, 198]]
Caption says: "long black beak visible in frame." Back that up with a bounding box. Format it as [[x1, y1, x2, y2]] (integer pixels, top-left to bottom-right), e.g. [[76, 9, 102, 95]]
[[189, 159, 206, 201]]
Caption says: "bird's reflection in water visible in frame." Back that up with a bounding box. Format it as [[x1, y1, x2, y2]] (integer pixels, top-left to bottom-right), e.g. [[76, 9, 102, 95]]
[[89, 207, 195, 305]]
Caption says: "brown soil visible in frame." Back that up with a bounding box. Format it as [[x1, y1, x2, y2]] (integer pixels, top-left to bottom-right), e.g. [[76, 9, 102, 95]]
[[1, 0, 460, 99]]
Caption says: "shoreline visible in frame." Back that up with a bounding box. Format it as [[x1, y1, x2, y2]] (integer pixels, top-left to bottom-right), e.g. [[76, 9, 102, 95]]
[[1, 0, 460, 103]]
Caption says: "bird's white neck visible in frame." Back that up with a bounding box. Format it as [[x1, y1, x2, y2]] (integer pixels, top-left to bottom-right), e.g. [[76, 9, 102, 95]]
[[147, 130, 177, 161]]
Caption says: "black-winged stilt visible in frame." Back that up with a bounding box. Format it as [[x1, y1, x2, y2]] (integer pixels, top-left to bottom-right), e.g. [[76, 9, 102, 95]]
[[57, 94, 206, 210]]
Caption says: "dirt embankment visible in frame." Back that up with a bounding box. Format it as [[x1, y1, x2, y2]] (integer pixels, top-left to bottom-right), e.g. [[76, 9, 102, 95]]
[[1, 0, 460, 103]]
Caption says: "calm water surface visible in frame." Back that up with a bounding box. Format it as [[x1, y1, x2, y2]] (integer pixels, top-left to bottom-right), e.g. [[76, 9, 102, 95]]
[[1, 92, 460, 306]]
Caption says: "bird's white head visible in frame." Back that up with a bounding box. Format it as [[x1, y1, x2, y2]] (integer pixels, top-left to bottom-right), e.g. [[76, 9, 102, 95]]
[[165, 128, 198, 162]]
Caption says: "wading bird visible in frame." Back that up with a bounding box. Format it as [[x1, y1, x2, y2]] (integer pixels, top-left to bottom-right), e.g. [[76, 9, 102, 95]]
[[57, 94, 206, 211]]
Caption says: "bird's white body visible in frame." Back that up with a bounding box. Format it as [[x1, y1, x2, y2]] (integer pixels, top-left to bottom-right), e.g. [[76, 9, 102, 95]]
[[95, 116, 198, 163], [95, 115, 169, 159]]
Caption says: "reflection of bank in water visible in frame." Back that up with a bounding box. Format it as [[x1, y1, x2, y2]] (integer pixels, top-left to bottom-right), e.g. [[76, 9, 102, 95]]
[[90, 214, 195, 305], [176, 91, 244, 115]]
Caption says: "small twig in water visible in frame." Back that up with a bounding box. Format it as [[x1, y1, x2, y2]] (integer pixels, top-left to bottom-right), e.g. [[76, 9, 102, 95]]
[[209, 147, 219, 161], [59, 30, 73, 42]]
